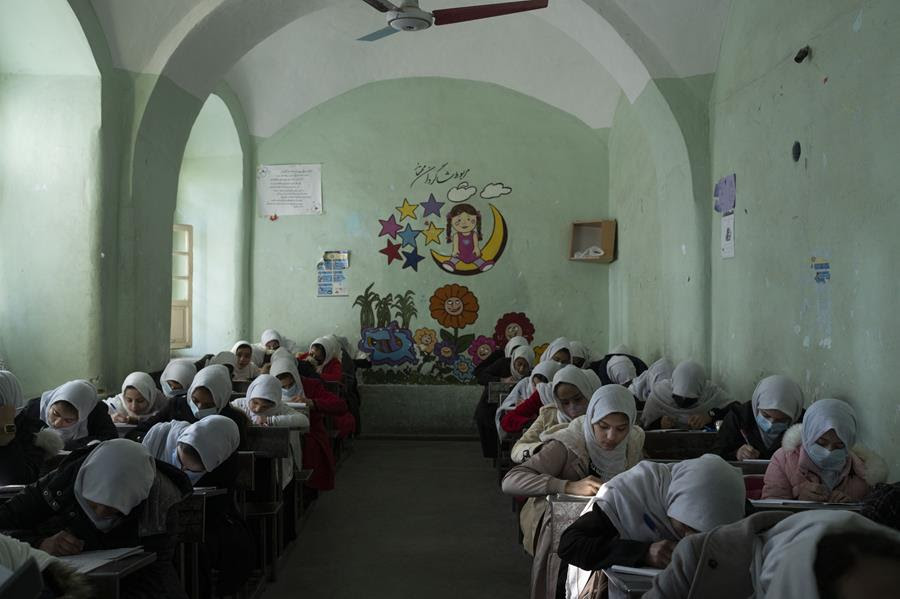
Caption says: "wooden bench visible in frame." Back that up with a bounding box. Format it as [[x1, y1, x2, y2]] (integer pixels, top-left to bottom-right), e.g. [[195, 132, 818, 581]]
[[642, 431, 717, 460], [175, 488, 227, 599], [85, 551, 157, 599]]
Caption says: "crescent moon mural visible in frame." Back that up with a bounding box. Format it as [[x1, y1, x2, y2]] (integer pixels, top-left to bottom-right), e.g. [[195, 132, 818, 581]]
[[430, 203, 508, 276]]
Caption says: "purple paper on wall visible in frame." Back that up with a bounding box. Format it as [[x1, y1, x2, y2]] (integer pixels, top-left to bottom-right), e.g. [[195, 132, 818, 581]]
[[714, 173, 737, 213]]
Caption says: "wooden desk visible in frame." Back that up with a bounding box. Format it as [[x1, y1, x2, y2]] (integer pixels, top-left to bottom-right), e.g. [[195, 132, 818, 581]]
[[246, 426, 292, 458], [651, 459, 770, 476], [177, 488, 227, 599], [602, 568, 655, 598], [487, 381, 515, 405], [750, 499, 864, 513], [642, 431, 717, 459], [86, 551, 156, 599], [114, 423, 136, 438]]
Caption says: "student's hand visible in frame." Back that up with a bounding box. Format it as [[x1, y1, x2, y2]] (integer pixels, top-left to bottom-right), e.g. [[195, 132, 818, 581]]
[[828, 490, 853, 503], [111, 412, 129, 424], [736, 444, 760, 461], [564, 476, 604, 497], [645, 540, 677, 568], [39, 531, 85, 556], [687, 414, 712, 429], [660, 416, 676, 429], [304, 397, 316, 410], [797, 480, 830, 502]]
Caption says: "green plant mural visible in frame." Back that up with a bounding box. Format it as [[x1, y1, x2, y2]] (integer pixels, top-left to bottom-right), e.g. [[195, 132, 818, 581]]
[[393, 290, 418, 329], [353, 283, 378, 329]]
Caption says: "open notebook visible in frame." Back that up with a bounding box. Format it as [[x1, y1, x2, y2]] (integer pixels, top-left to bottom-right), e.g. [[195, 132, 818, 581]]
[[58, 546, 143, 574], [609, 565, 663, 577]]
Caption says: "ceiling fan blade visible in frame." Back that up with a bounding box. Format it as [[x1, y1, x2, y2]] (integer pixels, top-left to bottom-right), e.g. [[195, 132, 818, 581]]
[[432, 0, 548, 26], [357, 26, 402, 42], [360, 0, 399, 12]]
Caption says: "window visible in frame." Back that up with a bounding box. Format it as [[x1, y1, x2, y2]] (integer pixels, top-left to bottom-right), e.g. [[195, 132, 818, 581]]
[[171, 224, 193, 349]]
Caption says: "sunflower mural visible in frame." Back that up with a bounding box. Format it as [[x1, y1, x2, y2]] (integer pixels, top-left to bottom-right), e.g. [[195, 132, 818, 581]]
[[492, 312, 535, 346], [429, 283, 480, 354]]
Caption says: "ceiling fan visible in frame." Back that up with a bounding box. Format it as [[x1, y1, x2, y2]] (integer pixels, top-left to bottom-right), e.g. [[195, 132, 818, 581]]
[[357, 0, 549, 42]]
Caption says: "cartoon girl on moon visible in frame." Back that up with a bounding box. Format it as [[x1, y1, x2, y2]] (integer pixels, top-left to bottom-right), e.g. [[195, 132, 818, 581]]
[[442, 204, 494, 273]]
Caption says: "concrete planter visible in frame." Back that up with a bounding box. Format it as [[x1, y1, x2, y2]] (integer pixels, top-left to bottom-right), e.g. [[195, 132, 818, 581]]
[[359, 384, 480, 437]]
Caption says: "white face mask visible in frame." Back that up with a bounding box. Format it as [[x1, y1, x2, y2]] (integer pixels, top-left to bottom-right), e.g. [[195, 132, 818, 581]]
[[171, 449, 205, 485], [162, 380, 185, 399], [188, 399, 217, 420]]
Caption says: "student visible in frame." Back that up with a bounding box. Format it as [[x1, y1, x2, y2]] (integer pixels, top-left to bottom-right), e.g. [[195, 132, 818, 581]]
[[644, 510, 900, 599], [142, 415, 240, 486], [132, 365, 248, 446], [502, 385, 645, 598], [540, 337, 572, 364], [588, 349, 649, 387], [0, 439, 192, 597], [159, 358, 197, 400], [605, 355, 636, 386], [0, 371, 61, 485], [476, 335, 529, 377], [627, 357, 673, 409], [569, 341, 590, 368], [494, 351, 546, 435], [259, 328, 296, 356], [210, 351, 237, 377], [104, 371, 165, 424], [473, 337, 532, 458], [231, 374, 308, 487], [500, 365, 600, 436], [505, 363, 574, 462], [299, 336, 343, 383], [231, 341, 261, 382], [22, 380, 116, 451], [270, 355, 345, 492], [762, 398, 885, 502], [714, 374, 804, 461], [640, 360, 734, 430], [0, 531, 92, 598], [560, 454, 746, 599]]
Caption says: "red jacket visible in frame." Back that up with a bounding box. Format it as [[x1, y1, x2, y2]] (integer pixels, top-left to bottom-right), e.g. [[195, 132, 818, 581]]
[[300, 377, 347, 491], [500, 389, 541, 434], [298, 353, 343, 383]]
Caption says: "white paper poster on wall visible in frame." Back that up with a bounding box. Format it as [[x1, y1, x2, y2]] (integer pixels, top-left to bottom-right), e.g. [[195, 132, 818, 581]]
[[317, 250, 350, 297], [257, 164, 322, 216], [721, 213, 735, 258]]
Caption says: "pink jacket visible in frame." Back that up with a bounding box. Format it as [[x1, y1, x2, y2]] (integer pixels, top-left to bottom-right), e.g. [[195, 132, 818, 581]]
[[762, 424, 886, 502]]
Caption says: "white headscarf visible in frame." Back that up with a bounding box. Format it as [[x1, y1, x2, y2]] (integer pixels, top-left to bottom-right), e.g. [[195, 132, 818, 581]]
[[641, 360, 730, 427], [174, 416, 239, 473], [261, 329, 283, 347], [509, 345, 536, 382], [540, 337, 571, 364], [74, 439, 156, 531], [530, 360, 563, 396], [270, 356, 305, 400], [569, 341, 589, 365], [607, 355, 637, 385], [246, 374, 284, 407], [553, 365, 602, 424], [160, 359, 197, 397], [210, 351, 237, 371], [308, 337, 338, 373], [232, 340, 253, 356], [113, 372, 164, 419], [0, 371, 25, 413], [187, 365, 232, 413], [753, 510, 900, 599], [751, 375, 804, 446], [504, 336, 529, 358], [801, 398, 856, 489], [629, 358, 673, 402], [39, 380, 98, 443], [582, 385, 637, 480]]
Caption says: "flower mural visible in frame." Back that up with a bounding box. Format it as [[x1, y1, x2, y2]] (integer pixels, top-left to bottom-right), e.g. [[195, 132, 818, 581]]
[[467, 335, 497, 365], [533, 342, 550, 362], [433, 340, 457, 365], [492, 312, 535, 345], [429, 284, 479, 329], [413, 327, 437, 354], [451, 355, 476, 382]]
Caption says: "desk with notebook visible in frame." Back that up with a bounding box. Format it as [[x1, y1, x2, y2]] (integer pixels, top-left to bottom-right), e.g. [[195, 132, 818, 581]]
[[602, 565, 661, 598], [750, 498, 864, 512]]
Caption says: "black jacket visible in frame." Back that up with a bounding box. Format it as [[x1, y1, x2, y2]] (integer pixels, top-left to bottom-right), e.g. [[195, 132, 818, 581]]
[[129, 395, 249, 448], [714, 401, 800, 461], [0, 445, 192, 598], [0, 412, 51, 485], [21, 398, 117, 451], [588, 353, 648, 386], [558, 503, 651, 571]]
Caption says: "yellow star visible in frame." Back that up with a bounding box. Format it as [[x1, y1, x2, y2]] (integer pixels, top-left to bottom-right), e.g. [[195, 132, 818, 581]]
[[396, 198, 418, 222], [422, 221, 445, 245]]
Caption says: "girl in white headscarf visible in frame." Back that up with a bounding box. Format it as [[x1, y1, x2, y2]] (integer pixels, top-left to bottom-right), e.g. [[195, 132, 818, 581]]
[[231, 375, 308, 487], [299, 336, 343, 383], [561, 454, 746, 599], [569, 341, 590, 368], [270, 356, 306, 403], [105, 372, 165, 424], [231, 341, 261, 382], [714, 374, 804, 461], [628, 357, 673, 405], [0, 371, 62, 484], [499, 363, 586, 436], [640, 360, 734, 430], [143, 415, 240, 486], [23, 380, 116, 450], [258, 329, 296, 356], [540, 337, 572, 365], [495, 359, 558, 437], [644, 509, 900, 599], [762, 398, 886, 503], [210, 351, 238, 378], [159, 359, 197, 400], [606, 355, 637, 386], [502, 385, 645, 595]]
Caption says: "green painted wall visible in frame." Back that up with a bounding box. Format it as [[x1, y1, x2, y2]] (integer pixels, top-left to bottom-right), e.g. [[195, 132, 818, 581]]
[[709, 0, 900, 474], [252, 78, 610, 361]]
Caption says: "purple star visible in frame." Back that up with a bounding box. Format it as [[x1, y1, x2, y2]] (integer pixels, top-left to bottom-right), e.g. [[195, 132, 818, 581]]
[[420, 193, 445, 218], [378, 214, 402, 239]]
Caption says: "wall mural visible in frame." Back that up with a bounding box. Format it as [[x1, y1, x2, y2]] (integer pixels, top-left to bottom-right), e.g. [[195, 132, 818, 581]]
[[355, 282, 540, 385]]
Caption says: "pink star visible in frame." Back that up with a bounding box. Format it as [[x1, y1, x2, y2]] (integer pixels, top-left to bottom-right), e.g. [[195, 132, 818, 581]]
[[378, 214, 402, 239]]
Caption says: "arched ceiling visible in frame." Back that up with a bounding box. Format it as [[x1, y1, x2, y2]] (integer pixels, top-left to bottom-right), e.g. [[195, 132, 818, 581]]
[[87, 0, 729, 134], [0, 0, 98, 76]]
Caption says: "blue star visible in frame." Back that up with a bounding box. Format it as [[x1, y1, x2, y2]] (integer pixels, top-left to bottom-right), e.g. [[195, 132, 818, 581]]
[[420, 193, 445, 218], [402, 247, 425, 271], [397, 223, 421, 248]]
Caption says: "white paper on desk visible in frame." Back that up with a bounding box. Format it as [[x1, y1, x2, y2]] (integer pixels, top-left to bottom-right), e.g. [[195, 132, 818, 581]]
[[285, 402, 307, 409], [751, 499, 863, 507], [58, 547, 142, 574], [742, 459, 771, 464], [609, 565, 663, 577]]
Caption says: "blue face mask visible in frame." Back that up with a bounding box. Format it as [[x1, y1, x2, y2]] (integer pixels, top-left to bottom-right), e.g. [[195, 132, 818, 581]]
[[282, 384, 299, 399], [188, 399, 217, 420], [806, 443, 848, 471], [162, 380, 186, 399], [171, 449, 205, 485], [756, 412, 789, 435]]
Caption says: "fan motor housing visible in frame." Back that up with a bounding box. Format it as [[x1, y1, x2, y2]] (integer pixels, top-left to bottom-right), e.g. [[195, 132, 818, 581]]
[[387, 7, 433, 31]]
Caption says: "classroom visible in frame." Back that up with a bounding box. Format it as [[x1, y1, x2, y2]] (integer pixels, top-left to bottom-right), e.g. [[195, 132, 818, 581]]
[[0, 0, 898, 598]]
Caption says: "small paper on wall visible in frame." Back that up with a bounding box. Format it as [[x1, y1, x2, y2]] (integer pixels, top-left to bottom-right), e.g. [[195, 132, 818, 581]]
[[257, 164, 323, 216], [317, 250, 350, 297], [721, 213, 735, 258], [714, 174, 736, 213]]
